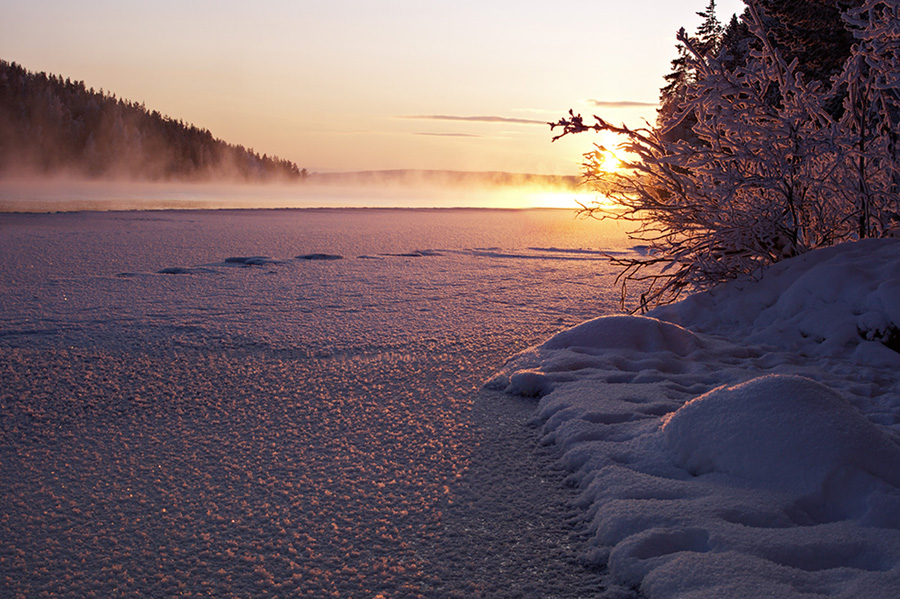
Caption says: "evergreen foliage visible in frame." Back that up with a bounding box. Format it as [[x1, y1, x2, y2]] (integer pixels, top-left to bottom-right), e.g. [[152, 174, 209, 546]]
[[658, 0, 726, 143], [0, 60, 305, 181], [719, 13, 753, 71], [695, 0, 725, 55], [757, 0, 862, 83]]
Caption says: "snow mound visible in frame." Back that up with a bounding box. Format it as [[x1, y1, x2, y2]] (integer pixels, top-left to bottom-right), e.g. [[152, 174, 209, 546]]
[[494, 239, 900, 598], [486, 315, 705, 395], [504, 369, 556, 397], [663, 375, 900, 499], [652, 238, 900, 365], [542, 315, 701, 355]]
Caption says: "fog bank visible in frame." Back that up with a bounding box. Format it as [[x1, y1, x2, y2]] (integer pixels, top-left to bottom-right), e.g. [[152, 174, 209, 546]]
[[0, 173, 593, 212]]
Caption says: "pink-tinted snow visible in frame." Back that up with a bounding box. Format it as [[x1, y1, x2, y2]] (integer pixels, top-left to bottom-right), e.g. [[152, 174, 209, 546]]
[[0, 208, 629, 598], [493, 238, 900, 598]]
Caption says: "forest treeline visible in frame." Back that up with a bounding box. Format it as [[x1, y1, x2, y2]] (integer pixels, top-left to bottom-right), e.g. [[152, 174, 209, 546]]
[[0, 60, 305, 182]]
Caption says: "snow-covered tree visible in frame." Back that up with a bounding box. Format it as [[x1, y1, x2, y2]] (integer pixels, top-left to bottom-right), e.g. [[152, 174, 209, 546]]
[[553, 0, 900, 311], [833, 0, 900, 238]]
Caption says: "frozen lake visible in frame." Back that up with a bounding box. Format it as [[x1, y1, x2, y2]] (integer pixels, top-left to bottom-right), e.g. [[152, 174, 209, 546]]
[[0, 207, 632, 597]]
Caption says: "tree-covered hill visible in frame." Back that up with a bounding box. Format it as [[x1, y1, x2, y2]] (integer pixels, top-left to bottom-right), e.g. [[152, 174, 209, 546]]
[[0, 60, 305, 182]]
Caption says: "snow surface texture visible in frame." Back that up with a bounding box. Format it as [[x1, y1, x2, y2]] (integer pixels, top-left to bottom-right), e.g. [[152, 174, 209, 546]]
[[490, 238, 900, 598], [0, 209, 630, 598]]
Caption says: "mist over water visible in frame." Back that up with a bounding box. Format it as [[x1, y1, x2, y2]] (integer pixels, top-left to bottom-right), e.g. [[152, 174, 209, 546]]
[[0, 176, 597, 212]]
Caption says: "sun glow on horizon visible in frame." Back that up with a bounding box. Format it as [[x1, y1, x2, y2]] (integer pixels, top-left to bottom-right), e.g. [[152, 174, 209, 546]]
[[522, 189, 619, 210], [592, 130, 628, 174]]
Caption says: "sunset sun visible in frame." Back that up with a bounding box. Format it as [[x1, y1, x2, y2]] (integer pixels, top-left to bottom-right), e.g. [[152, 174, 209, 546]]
[[592, 131, 626, 173], [595, 148, 622, 172]]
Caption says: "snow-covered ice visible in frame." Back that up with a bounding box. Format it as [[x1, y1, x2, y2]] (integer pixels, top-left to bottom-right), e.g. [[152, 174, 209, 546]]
[[491, 237, 900, 598], [0, 208, 628, 598]]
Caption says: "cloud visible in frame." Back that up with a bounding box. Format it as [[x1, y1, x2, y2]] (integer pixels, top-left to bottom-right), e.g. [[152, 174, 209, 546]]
[[511, 107, 557, 114], [400, 114, 547, 125], [414, 132, 483, 137], [587, 99, 658, 108]]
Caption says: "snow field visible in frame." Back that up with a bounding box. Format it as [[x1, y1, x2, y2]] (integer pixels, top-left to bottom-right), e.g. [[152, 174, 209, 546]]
[[491, 238, 900, 598], [1, 345, 475, 597]]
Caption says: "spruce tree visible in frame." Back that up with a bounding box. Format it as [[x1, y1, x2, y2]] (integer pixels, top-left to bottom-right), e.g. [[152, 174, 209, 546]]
[[695, 0, 724, 55], [658, 0, 725, 141], [757, 0, 863, 82], [720, 13, 754, 71]]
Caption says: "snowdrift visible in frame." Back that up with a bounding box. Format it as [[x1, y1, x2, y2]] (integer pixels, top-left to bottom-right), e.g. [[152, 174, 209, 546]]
[[490, 238, 900, 599]]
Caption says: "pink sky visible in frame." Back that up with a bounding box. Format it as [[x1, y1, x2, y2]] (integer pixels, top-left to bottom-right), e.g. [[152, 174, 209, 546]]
[[1, 0, 744, 175]]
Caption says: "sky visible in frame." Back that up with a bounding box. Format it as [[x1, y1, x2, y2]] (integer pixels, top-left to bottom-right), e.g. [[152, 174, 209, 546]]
[[1, 0, 745, 175]]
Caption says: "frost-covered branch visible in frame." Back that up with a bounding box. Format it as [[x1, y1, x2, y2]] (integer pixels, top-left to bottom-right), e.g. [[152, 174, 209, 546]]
[[553, 0, 900, 312]]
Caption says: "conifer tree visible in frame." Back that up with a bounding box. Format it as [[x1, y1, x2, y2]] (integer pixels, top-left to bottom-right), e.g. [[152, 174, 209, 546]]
[[658, 42, 693, 138], [695, 0, 724, 55], [757, 0, 862, 83], [657, 0, 725, 142], [0, 60, 305, 181], [720, 13, 753, 71]]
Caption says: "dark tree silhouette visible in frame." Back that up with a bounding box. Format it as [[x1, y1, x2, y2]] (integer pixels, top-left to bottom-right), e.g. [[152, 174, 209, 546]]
[[0, 60, 305, 182], [757, 0, 863, 83], [658, 0, 725, 143]]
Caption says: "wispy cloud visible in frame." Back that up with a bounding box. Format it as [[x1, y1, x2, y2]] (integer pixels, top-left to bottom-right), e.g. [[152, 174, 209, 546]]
[[400, 114, 547, 125], [511, 107, 558, 114], [414, 132, 483, 137], [587, 99, 658, 108]]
